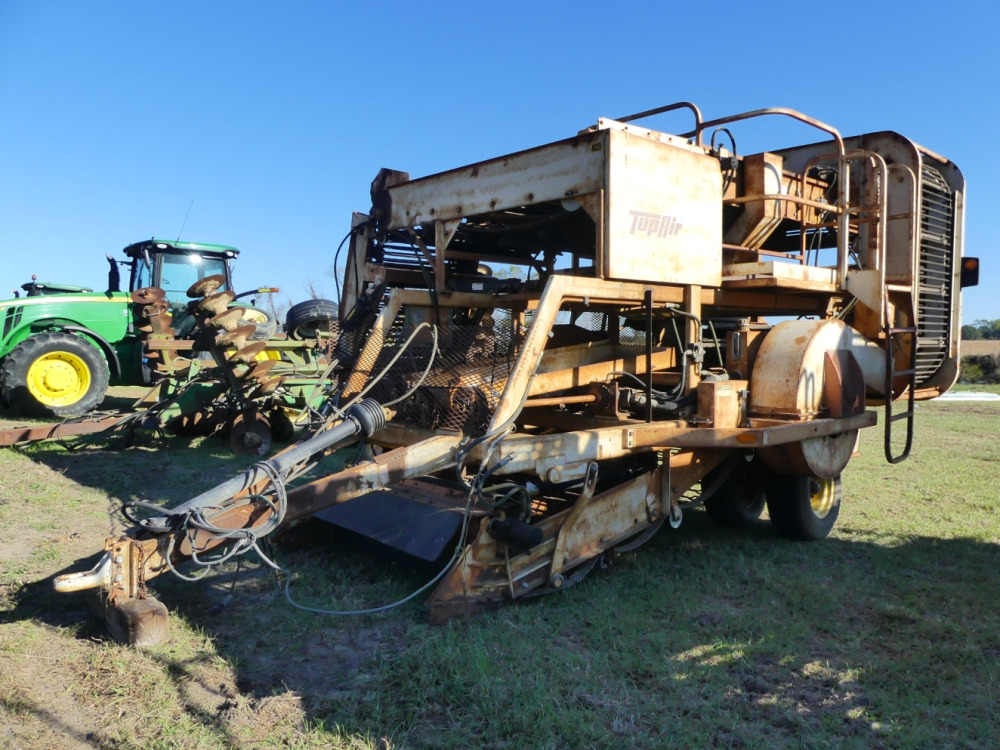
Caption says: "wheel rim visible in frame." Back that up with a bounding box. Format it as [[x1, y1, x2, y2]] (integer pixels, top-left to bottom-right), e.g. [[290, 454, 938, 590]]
[[240, 309, 267, 324], [809, 478, 837, 519], [26, 351, 91, 407]]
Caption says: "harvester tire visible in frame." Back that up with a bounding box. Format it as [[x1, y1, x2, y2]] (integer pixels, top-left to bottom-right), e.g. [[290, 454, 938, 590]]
[[766, 474, 842, 541], [235, 305, 278, 341], [0, 331, 110, 418], [285, 298, 338, 340], [703, 456, 766, 527]]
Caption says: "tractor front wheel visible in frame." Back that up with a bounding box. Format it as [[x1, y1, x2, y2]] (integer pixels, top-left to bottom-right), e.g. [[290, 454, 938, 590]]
[[0, 332, 110, 417]]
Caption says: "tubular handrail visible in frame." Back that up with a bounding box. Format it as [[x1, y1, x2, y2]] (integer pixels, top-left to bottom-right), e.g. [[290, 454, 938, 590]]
[[612, 102, 704, 145], [681, 107, 850, 288], [683, 107, 845, 157], [796, 149, 889, 287], [846, 149, 889, 287]]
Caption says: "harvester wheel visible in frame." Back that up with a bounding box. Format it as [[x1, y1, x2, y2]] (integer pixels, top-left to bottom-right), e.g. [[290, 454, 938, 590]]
[[0, 331, 109, 417], [703, 455, 766, 527], [285, 298, 338, 340], [235, 305, 278, 341], [766, 474, 842, 541]]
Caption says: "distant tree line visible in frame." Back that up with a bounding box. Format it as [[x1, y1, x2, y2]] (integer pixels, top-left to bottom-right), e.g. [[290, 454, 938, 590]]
[[960, 319, 1000, 383], [961, 319, 1000, 340]]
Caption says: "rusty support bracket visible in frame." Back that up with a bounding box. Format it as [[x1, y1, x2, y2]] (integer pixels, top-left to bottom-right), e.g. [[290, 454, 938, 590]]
[[87, 588, 170, 648], [549, 461, 599, 582]]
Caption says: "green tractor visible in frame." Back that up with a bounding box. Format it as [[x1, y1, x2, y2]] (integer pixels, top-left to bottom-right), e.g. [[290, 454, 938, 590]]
[[0, 239, 276, 418]]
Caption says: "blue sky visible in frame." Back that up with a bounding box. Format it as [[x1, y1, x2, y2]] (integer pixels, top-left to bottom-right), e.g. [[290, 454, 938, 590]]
[[1, 1, 996, 323]]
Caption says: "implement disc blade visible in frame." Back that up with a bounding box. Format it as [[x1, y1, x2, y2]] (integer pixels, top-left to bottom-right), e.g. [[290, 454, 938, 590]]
[[229, 412, 272, 456]]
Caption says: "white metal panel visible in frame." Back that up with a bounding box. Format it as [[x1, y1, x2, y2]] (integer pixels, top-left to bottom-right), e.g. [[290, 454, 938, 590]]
[[604, 129, 722, 286]]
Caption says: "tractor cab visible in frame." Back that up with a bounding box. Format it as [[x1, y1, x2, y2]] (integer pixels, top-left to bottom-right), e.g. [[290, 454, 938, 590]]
[[121, 239, 239, 311], [120, 240, 241, 337]]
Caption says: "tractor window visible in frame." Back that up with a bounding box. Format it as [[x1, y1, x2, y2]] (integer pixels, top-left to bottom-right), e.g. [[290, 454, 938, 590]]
[[158, 254, 229, 308], [134, 257, 154, 291]]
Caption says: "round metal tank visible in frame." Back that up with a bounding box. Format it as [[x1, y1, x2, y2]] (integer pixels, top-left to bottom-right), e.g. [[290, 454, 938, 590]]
[[749, 318, 882, 478]]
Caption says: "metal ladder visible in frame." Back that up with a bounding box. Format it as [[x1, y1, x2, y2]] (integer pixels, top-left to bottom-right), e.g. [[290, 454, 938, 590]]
[[883, 322, 917, 464]]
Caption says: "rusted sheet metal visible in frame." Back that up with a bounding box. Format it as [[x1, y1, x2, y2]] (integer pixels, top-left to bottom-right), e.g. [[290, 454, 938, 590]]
[[533, 341, 677, 393], [383, 132, 607, 228], [665, 448, 728, 502], [487, 275, 684, 431], [386, 124, 722, 289], [722, 262, 838, 287], [392, 276, 834, 319], [0, 415, 127, 447], [725, 153, 807, 248], [697, 380, 745, 429]]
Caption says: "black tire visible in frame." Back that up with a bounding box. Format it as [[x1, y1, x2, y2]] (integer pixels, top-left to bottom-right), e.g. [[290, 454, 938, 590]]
[[234, 305, 278, 341], [0, 331, 110, 417], [766, 474, 842, 541], [267, 408, 295, 442], [285, 298, 338, 340], [703, 454, 767, 527]]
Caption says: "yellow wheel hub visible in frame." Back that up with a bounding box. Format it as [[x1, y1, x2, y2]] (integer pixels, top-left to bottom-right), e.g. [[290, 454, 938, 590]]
[[810, 478, 837, 519], [26, 351, 91, 407], [240, 309, 267, 324]]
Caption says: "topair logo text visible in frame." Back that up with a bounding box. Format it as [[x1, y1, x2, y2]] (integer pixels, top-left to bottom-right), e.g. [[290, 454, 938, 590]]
[[628, 209, 682, 238]]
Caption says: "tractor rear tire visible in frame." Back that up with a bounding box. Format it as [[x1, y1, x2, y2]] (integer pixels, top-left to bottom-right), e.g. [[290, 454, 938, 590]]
[[766, 474, 842, 541], [0, 331, 110, 417], [285, 299, 338, 340]]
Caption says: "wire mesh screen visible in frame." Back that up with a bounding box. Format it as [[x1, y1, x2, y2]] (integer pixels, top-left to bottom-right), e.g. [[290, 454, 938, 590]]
[[529, 309, 650, 348], [336, 301, 659, 435], [344, 309, 523, 436]]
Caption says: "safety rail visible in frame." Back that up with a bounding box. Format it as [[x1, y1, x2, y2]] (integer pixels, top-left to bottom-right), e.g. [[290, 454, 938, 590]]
[[613, 101, 704, 145], [682, 108, 850, 288]]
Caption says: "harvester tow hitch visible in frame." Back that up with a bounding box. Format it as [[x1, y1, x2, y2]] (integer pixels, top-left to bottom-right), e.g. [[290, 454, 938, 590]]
[[52, 398, 388, 646]]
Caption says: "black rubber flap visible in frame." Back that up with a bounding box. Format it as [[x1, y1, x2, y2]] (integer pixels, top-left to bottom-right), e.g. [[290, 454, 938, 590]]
[[314, 489, 464, 563]]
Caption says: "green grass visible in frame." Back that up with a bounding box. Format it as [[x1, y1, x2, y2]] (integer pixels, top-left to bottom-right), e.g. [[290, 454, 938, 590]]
[[2, 398, 999, 748]]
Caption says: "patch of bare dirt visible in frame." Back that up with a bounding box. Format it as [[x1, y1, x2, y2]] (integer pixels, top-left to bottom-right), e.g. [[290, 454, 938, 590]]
[[0, 633, 100, 749], [217, 616, 410, 710], [725, 656, 877, 739]]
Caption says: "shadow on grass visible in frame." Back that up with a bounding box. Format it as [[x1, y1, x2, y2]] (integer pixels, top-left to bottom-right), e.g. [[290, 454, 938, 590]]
[[8, 430, 266, 507], [7, 510, 1000, 748]]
